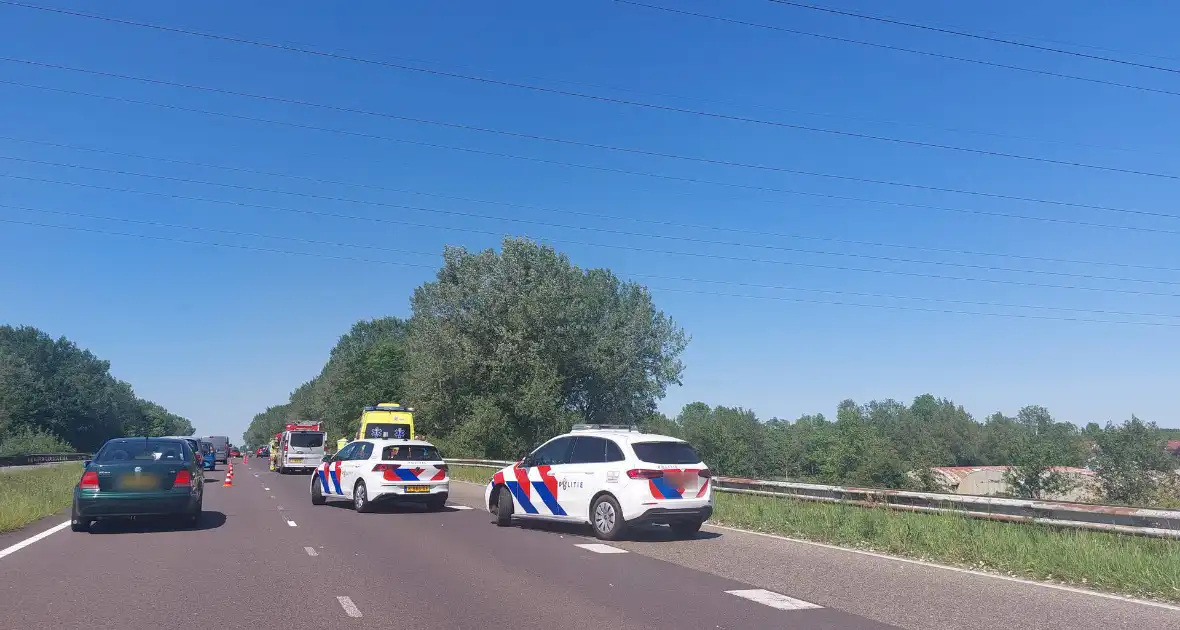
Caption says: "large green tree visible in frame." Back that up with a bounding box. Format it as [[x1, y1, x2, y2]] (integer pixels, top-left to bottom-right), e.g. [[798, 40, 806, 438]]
[[0, 325, 191, 453], [1093, 416, 1177, 505], [404, 238, 688, 458]]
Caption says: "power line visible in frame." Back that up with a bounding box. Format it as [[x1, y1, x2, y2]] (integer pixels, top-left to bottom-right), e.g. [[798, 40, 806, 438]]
[[7, 0, 1178, 105], [609, 1, 1180, 98], [3, 77, 1178, 235], [6, 200, 1180, 322], [6, 55, 1179, 184], [2, 211, 1177, 328], [7, 132, 1177, 275], [8, 168, 1180, 299], [7, 152, 1180, 285], [762, 0, 1180, 75]]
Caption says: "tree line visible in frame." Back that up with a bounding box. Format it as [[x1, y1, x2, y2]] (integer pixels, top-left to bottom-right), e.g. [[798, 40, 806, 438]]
[[0, 325, 194, 456], [248, 238, 1179, 507]]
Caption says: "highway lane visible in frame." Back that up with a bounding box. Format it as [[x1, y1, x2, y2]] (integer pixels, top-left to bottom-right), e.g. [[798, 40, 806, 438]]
[[1, 460, 894, 629], [438, 476, 1180, 630]]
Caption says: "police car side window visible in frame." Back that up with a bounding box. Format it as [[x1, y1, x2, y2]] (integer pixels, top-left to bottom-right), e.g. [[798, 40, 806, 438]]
[[335, 443, 357, 461], [569, 437, 608, 464], [531, 437, 574, 466], [604, 440, 625, 463], [354, 442, 374, 460]]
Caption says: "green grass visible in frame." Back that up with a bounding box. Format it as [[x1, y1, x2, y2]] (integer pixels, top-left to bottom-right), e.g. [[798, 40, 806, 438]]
[[449, 465, 1180, 602], [0, 462, 82, 533]]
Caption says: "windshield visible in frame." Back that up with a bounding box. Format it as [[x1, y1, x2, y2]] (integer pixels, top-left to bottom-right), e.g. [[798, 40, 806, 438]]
[[96, 439, 189, 463], [200, 442, 214, 454], [631, 441, 702, 465], [381, 445, 441, 461], [289, 432, 325, 448]]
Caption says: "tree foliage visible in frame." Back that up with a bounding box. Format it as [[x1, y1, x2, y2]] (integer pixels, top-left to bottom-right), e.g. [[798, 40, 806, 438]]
[[0, 325, 192, 454]]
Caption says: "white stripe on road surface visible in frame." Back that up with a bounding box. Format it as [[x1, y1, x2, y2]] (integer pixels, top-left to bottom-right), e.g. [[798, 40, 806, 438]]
[[264, 487, 270, 491], [0, 521, 69, 561], [449, 505, 473, 510], [726, 589, 823, 611], [337, 596, 362, 618], [574, 543, 629, 554], [304, 547, 317, 556], [287, 520, 298, 527]]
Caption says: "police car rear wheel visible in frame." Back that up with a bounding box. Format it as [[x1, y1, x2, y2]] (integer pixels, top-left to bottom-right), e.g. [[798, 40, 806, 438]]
[[591, 495, 625, 541], [353, 481, 373, 513]]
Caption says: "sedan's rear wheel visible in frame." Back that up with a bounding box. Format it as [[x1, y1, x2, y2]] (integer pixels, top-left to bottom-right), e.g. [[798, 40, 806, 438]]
[[591, 494, 626, 541]]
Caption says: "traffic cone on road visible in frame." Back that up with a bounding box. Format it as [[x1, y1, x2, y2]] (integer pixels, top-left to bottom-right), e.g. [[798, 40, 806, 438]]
[[223, 467, 233, 488]]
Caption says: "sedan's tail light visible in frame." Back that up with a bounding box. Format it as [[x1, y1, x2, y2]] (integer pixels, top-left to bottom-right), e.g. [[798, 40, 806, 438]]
[[174, 470, 192, 487], [626, 469, 665, 479], [698, 469, 712, 478], [373, 463, 399, 481], [78, 471, 99, 490]]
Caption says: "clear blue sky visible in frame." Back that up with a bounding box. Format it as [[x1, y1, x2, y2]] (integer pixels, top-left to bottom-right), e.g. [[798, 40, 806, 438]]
[[2, 0, 1179, 441]]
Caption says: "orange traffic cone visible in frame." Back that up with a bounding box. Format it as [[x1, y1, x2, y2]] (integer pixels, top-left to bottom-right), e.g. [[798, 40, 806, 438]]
[[223, 468, 233, 488]]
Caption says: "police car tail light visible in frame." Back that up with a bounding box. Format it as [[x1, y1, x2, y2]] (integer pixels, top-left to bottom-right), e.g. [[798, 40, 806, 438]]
[[698, 469, 712, 479], [78, 471, 99, 490], [173, 470, 193, 488], [372, 463, 400, 481], [626, 469, 665, 480], [436, 464, 448, 472]]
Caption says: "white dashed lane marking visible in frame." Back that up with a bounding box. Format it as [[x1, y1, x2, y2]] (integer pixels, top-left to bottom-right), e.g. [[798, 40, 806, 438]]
[[574, 543, 629, 554], [337, 596, 363, 618], [264, 487, 270, 491], [449, 505, 473, 510], [287, 520, 298, 527], [304, 547, 318, 556], [726, 589, 822, 611]]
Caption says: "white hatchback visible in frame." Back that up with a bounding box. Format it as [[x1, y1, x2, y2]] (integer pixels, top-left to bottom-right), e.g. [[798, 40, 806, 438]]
[[311, 438, 449, 512], [483, 425, 713, 540]]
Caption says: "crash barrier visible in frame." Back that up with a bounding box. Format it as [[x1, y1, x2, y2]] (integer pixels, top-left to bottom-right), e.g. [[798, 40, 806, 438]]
[[444, 458, 1180, 539], [0, 452, 90, 468]]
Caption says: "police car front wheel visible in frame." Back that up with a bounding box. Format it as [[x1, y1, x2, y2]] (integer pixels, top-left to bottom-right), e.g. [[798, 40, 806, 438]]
[[591, 494, 626, 541]]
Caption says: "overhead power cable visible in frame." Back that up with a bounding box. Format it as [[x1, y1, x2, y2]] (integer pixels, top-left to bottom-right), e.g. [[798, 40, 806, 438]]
[[762, 0, 1180, 75], [6, 200, 1180, 322], [2, 212, 1177, 328], [5, 55, 1179, 184], [2, 76, 1178, 235], [609, 1, 1180, 98], [5, 0, 1177, 103], [7, 168, 1180, 299], [5, 132, 1176, 275]]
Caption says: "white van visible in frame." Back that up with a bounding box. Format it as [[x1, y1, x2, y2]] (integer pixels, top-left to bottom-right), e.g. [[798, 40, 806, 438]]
[[276, 424, 326, 474]]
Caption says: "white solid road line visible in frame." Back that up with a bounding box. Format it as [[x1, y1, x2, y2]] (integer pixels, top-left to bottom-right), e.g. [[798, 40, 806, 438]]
[[304, 547, 318, 556], [0, 521, 69, 561], [726, 589, 823, 611], [337, 596, 363, 618], [574, 543, 629, 554]]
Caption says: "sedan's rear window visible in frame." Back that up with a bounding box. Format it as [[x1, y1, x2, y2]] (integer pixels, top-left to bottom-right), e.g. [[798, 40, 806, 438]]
[[289, 432, 325, 448], [382, 445, 441, 461], [631, 441, 702, 465], [96, 439, 189, 462]]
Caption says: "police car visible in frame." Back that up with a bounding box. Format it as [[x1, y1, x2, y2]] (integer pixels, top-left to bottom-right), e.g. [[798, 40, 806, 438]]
[[310, 438, 449, 512], [484, 425, 713, 540]]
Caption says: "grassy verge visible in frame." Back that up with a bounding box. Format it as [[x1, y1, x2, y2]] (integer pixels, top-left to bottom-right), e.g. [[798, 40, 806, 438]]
[[0, 463, 82, 533], [449, 465, 1180, 602]]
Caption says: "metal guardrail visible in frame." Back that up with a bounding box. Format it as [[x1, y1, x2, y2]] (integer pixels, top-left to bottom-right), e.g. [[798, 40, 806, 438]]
[[0, 452, 90, 468], [444, 458, 1180, 539]]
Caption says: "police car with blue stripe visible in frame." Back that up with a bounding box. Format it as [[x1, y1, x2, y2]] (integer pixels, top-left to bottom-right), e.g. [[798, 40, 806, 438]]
[[484, 425, 713, 540], [310, 438, 449, 512]]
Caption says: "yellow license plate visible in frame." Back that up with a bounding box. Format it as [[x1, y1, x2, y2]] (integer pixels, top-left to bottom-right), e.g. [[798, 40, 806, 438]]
[[121, 475, 157, 490], [404, 485, 429, 493], [289, 458, 303, 463]]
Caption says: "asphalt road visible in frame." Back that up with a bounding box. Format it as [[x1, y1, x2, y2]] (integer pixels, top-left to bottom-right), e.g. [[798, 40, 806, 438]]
[[0, 460, 1175, 629]]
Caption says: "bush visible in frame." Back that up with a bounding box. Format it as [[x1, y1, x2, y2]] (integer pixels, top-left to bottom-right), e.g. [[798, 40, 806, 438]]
[[0, 427, 73, 458]]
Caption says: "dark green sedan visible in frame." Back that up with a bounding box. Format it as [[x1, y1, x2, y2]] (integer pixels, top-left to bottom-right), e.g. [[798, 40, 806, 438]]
[[71, 437, 205, 532]]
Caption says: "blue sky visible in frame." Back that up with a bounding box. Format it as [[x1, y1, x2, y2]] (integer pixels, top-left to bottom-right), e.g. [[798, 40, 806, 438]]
[[2, 0, 1179, 441]]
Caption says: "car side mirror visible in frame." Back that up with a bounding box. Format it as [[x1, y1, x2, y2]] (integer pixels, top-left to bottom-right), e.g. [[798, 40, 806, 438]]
[[322, 454, 332, 462], [83, 459, 91, 467]]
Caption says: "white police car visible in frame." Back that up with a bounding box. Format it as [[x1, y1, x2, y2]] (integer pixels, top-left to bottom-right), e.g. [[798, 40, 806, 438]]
[[311, 438, 449, 512], [483, 425, 713, 540]]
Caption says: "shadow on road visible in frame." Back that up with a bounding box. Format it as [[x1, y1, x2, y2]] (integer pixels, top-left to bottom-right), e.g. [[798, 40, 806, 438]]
[[512, 517, 722, 542], [87, 511, 228, 534], [322, 501, 468, 515]]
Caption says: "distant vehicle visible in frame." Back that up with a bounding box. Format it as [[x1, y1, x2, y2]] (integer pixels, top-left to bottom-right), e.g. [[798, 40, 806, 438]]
[[356, 403, 415, 441], [484, 425, 713, 541], [72, 437, 204, 532], [275, 423, 326, 474], [203, 436, 230, 464], [229, 448, 241, 458], [198, 441, 216, 471], [311, 438, 449, 512]]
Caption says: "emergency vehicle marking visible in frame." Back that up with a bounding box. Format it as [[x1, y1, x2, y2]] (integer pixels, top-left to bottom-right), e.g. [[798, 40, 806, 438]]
[[506, 480, 539, 514], [316, 465, 331, 494], [649, 477, 683, 500], [390, 466, 426, 482], [326, 461, 343, 494], [696, 478, 709, 498]]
